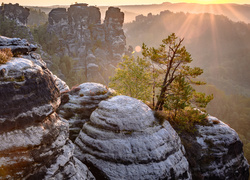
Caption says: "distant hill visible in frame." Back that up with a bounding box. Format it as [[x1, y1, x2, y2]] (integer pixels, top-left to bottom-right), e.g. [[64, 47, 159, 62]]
[[119, 2, 250, 23], [124, 11, 250, 96], [27, 2, 250, 23]]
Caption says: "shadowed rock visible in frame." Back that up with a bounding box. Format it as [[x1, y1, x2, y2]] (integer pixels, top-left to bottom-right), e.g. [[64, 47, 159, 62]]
[[187, 116, 249, 179], [48, 8, 68, 25], [0, 36, 94, 180], [0, 3, 29, 25]]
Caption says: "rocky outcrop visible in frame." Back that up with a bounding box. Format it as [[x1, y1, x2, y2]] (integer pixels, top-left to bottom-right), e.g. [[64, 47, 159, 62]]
[[0, 36, 94, 179], [74, 95, 191, 180], [0, 4, 34, 42], [57, 82, 114, 141], [0, 36, 36, 55], [104, 7, 126, 59], [185, 116, 249, 179], [48, 8, 68, 25], [0, 3, 29, 25], [48, 4, 126, 83]]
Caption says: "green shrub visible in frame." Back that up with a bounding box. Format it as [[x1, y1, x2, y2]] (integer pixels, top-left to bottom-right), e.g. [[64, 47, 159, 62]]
[[154, 108, 209, 133], [0, 48, 13, 64]]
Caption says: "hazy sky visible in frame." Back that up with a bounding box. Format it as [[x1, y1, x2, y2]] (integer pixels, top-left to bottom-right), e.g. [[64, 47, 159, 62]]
[[1, 0, 250, 6]]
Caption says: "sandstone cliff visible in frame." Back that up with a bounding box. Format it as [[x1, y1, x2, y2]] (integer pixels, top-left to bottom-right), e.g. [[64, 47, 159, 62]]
[[0, 36, 94, 179], [0, 3, 33, 42], [0, 3, 29, 25], [48, 4, 127, 83]]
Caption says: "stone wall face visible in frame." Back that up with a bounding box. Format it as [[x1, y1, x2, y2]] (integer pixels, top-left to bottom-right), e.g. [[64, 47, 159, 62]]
[[48, 4, 126, 82], [0, 36, 94, 180], [0, 3, 30, 25]]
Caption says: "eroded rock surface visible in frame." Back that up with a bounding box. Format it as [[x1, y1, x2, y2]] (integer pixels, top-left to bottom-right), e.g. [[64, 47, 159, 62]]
[[57, 82, 114, 141], [48, 4, 126, 82], [0, 3, 29, 25], [192, 116, 249, 179], [0, 36, 94, 180], [0, 36, 36, 55], [75, 95, 191, 180]]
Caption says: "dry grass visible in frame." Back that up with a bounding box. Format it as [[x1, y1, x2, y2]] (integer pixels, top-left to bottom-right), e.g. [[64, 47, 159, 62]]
[[0, 48, 13, 64]]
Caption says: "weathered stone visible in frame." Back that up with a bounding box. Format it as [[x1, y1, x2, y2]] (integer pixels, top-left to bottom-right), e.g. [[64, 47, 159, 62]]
[[68, 4, 101, 25], [0, 36, 37, 55], [189, 116, 249, 179], [75, 95, 191, 180], [47, 5, 126, 82], [0, 3, 29, 25], [57, 82, 114, 142], [48, 8, 68, 25], [104, 7, 126, 62], [104, 7, 124, 25], [0, 36, 94, 180]]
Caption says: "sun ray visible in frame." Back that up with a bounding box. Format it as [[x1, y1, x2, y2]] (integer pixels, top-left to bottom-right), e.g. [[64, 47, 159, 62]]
[[223, 3, 248, 22]]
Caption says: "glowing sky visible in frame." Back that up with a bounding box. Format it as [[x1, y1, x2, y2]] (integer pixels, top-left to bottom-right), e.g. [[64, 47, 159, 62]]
[[1, 0, 250, 6]]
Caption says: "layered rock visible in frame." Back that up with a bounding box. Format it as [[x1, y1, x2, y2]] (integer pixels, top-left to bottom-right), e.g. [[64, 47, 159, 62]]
[[0, 36, 94, 179], [0, 36, 36, 55], [187, 116, 249, 179], [48, 4, 126, 83], [75, 95, 191, 180], [57, 82, 114, 142]]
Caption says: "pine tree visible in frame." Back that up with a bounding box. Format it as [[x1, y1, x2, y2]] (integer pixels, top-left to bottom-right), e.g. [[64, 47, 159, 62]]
[[142, 33, 210, 111]]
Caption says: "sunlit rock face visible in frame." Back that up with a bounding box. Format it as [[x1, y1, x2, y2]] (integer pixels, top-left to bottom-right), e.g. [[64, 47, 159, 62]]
[[75, 95, 191, 180], [0, 36, 94, 180], [47, 4, 126, 83], [188, 116, 249, 179], [57, 82, 114, 142]]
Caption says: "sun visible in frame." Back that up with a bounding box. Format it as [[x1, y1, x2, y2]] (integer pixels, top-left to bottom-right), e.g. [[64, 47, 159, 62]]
[[185, 0, 229, 4]]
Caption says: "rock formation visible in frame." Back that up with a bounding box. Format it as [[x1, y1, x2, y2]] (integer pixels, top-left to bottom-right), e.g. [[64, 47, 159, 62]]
[[57, 82, 114, 141], [0, 3, 33, 42], [0, 36, 36, 55], [74, 95, 192, 180], [47, 4, 126, 83], [184, 116, 249, 179], [0, 36, 94, 179], [0, 3, 29, 25]]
